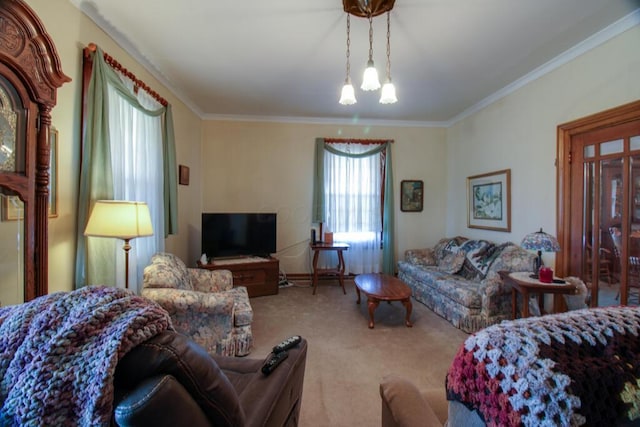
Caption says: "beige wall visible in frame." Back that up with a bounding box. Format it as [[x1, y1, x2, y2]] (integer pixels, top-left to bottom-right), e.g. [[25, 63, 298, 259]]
[[201, 121, 447, 275], [28, 0, 203, 293], [446, 25, 640, 268]]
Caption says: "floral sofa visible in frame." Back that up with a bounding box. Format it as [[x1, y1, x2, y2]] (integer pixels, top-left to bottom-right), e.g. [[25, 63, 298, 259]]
[[142, 252, 253, 356], [397, 237, 535, 333]]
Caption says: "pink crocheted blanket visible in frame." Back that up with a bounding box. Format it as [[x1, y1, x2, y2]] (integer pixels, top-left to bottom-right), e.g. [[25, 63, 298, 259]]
[[446, 306, 640, 426], [0, 286, 172, 426]]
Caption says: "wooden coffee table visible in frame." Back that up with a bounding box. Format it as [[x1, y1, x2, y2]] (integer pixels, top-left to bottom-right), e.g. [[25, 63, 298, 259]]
[[354, 273, 413, 329]]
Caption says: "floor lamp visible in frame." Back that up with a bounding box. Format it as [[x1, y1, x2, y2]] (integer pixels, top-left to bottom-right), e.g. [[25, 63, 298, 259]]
[[84, 200, 154, 289]]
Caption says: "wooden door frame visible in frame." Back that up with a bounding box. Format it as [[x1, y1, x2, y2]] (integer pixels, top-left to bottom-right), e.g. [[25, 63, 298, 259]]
[[557, 100, 640, 280]]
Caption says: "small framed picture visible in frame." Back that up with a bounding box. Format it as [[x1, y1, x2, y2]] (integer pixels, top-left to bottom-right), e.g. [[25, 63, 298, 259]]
[[179, 164, 190, 185], [467, 169, 511, 232], [401, 180, 424, 212]]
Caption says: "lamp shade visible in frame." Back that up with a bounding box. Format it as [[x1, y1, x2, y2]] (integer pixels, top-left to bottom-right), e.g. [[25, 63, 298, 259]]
[[521, 228, 560, 252], [84, 200, 153, 240], [361, 60, 381, 91], [379, 80, 397, 104]]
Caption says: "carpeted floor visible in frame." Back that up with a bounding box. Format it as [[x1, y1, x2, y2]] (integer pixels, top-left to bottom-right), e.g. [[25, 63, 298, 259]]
[[249, 279, 469, 427]]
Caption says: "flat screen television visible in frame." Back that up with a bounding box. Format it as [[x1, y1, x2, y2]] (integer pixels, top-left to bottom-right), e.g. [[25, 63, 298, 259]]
[[202, 213, 277, 259]]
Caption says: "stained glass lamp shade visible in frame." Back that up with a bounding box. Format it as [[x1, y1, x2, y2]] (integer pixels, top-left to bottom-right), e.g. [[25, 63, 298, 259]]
[[521, 228, 561, 277]]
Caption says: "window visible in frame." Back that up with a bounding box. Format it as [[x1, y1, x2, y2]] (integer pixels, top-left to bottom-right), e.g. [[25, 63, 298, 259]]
[[312, 138, 395, 274], [324, 142, 383, 273], [106, 80, 165, 290], [76, 45, 178, 292]]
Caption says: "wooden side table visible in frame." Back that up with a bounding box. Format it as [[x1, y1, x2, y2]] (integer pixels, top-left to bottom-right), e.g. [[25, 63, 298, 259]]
[[501, 271, 577, 319], [310, 242, 349, 295]]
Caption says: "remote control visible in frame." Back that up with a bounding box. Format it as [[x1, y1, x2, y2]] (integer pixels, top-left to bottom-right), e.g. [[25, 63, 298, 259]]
[[272, 335, 302, 354], [261, 351, 289, 376]]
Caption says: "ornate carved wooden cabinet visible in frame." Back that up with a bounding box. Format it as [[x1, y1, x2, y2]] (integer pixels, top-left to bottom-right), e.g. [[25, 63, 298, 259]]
[[0, 0, 70, 303]]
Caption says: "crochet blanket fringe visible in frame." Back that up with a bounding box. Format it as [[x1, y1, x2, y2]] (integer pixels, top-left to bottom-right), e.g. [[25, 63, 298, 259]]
[[0, 286, 172, 426]]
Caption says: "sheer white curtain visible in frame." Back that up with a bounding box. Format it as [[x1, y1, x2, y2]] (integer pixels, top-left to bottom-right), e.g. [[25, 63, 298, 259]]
[[107, 77, 165, 293], [324, 143, 382, 273]]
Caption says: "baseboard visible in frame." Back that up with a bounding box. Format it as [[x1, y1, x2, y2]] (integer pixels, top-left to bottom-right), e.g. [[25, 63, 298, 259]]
[[285, 273, 356, 281]]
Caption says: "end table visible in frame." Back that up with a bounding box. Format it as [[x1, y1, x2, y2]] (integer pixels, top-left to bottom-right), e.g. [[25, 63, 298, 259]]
[[310, 242, 349, 295], [500, 271, 578, 319]]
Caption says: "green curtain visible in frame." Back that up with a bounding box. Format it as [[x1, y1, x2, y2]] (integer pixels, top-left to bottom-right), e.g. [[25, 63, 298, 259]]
[[312, 138, 395, 274], [162, 105, 178, 236], [74, 46, 178, 288]]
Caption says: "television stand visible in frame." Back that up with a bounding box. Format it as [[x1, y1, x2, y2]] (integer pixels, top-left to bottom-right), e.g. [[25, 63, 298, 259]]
[[198, 256, 279, 297]]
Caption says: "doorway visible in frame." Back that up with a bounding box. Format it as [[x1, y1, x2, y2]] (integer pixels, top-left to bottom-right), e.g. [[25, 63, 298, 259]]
[[557, 100, 640, 306]]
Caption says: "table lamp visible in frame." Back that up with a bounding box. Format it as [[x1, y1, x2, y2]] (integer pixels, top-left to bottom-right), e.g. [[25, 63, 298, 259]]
[[521, 227, 561, 279], [84, 200, 153, 289]]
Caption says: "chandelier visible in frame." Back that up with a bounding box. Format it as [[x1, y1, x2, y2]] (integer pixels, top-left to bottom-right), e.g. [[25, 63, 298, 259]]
[[339, 0, 397, 105]]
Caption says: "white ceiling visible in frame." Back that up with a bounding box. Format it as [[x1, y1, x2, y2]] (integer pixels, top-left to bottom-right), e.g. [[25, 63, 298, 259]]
[[71, 0, 640, 125]]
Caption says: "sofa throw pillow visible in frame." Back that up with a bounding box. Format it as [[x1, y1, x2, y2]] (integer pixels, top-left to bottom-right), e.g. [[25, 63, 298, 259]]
[[458, 240, 493, 279], [434, 237, 468, 262], [437, 250, 466, 274], [433, 238, 454, 261], [406, 248, 438, 266]]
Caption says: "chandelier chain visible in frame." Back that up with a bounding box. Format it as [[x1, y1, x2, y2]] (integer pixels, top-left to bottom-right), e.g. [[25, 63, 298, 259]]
[[346, 14, 351, 78], [368, 13, 374, 61], [385, 11, 391, 78]]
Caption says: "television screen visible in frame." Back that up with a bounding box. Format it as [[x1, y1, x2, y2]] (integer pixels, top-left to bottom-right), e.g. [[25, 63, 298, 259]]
[[202, 213, 277, 259]]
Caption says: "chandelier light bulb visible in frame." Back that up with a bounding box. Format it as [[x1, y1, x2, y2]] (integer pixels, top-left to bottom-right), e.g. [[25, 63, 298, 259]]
[[379, 79, 397, 104], [338, 14, 357, 106], [379, 11, 397, 104], [339, 78, 357, 105], [361, 59, 381, 91]]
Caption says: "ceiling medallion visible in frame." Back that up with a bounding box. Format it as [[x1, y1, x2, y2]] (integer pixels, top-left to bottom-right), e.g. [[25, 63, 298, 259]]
[[342, 0, 395, 18]]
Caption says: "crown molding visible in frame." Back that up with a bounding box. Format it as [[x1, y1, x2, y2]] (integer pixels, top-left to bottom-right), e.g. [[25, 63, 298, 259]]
[[70, 0, 205, 117], [447, 8, 640, 127], [72, 2, 639, 129], [201, 113, 448, 128]]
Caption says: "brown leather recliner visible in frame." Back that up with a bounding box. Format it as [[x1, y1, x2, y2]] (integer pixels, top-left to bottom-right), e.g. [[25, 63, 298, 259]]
[[112, 331, 307, 427]]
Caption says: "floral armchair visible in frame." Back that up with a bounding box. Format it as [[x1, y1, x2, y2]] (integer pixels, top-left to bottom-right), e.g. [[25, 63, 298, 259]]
[[142, 252, 253, 356]]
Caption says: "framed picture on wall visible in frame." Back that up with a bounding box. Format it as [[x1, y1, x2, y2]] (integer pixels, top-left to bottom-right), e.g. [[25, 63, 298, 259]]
[[467, 169, 511, 232], [179, 164, 190, 185], [400, 180, 424, 212]]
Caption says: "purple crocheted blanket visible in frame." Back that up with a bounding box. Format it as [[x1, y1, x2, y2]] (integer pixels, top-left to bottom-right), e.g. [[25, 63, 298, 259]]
[[0, 286, 172, 426], [446, 306, 640, 426]]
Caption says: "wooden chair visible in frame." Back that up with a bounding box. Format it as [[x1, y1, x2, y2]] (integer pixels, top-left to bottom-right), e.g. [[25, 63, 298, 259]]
[[608, 227, 640, 303], [585, 243, 613, 286]]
